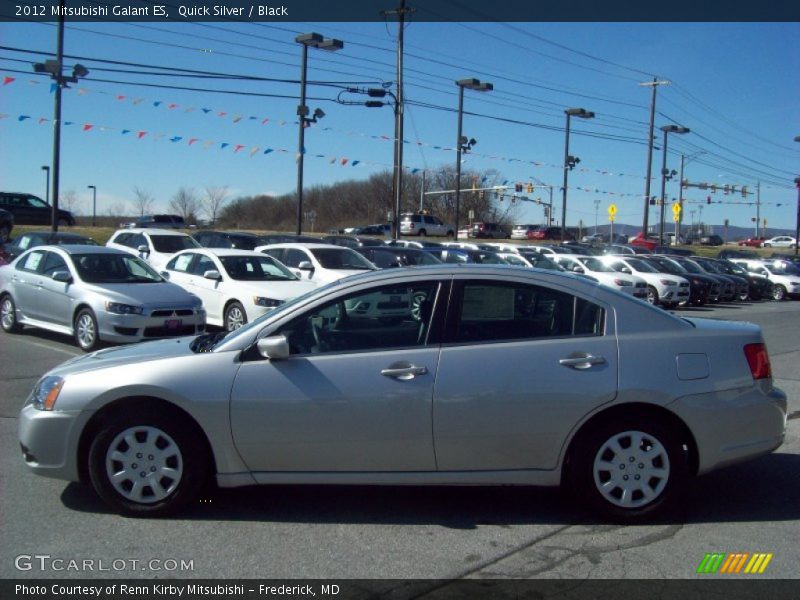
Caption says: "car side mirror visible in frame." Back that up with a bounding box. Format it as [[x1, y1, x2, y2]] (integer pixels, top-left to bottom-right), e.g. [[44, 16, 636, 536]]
[[203, 270, 222, 281], [297, 261, 314, 271], [137, 245, 150, 255], [257, 335, 290, 360], [160, 271, 170, 280], [621, 267, 632, 274], [51, 270, 72, 283]]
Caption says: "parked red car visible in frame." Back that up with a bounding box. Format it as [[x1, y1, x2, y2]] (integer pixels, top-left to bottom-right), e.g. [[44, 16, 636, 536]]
[[738, 237, 767, 247], [629, 233, 659, 251], [527, 226, 575, 241]]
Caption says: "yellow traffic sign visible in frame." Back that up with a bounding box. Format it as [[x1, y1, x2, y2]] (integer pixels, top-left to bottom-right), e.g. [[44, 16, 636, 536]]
[[609, 215, 616, 223], [608, 203, 617, 217], [672, 203, 682, 215]]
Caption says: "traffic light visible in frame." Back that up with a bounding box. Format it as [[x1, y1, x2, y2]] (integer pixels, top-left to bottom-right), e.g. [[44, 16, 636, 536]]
[[706, 196, 712, 204], [515, 183, 523, 193], [479, 190, 485, 200], [741, 186, 748, 197], [526, 183, 534, 193], [649, 197, 656, 205], [710, 184, 717, 194]]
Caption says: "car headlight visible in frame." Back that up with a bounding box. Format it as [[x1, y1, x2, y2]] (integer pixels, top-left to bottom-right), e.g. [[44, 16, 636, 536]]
[[660, 279, 677, 286], [613, 279, 633, 287], [253, 297, 283, 308], [105, 301, 143, 315], [30, 376, 64, 411]]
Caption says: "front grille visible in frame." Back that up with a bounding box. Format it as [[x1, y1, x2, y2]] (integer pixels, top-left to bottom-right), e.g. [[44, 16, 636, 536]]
[[679, 282, 689, 288], [150, 309, 195, 317], [635, 282, 647, 288], [143, 325, 197, 338], [114, 327, 138, 336]]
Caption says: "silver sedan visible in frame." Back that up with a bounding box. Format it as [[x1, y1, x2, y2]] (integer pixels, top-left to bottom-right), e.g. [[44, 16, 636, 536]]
[[17, 265, 786, 521], [1, 245, 205, 351]]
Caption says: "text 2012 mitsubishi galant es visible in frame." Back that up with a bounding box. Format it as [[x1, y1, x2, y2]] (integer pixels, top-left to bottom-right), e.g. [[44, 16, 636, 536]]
[[18, 265, 787, 521]]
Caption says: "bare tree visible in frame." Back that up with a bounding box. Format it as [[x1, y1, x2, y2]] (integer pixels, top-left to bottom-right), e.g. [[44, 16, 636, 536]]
[[200, 185, 230, 226], [105, 201, 128, 217], [169, 186, 199, 222], [59, 189, 82, 215], [132, 186, 155, 217]]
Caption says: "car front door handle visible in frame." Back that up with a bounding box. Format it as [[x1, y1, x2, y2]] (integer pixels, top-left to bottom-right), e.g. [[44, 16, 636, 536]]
[[559, 355, 607, 370], [381, 362, 428, 381]]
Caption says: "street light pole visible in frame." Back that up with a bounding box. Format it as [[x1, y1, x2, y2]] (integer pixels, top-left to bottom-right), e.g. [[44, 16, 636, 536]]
[[41, 165, 50, 205], [454, 78, 492, 239], [88, 185, 96, 227], [659, 124, 690, 245], [294, 33, 343, 235], [640, 78, 670, 236], [561, 108, 595, 241], [794, 135, 799, 256]]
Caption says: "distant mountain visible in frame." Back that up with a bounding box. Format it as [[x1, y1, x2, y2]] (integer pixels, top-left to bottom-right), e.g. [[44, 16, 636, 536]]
[[581, 222, 794, 242]]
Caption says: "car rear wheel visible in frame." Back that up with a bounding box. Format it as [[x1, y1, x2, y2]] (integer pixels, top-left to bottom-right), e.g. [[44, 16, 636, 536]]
[[417, 229, 427, 237], [446, 231, 454, 239], [224, 301, 247, 331], [569, 416, 688, 522], [0, 224, 10, 243], [88, 410, 207, 516], [0, 294, 22, 333], [772, 285, 786, 301], [74, 308, 101, 352], [737, 289, 749, 302]]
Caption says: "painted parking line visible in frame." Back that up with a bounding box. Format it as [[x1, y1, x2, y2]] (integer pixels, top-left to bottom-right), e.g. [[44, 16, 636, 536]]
[[16, 338, 80, 357]]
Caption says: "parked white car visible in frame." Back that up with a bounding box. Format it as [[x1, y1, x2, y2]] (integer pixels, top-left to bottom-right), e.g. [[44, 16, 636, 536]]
[[760, 236, 796, 249], [554, 255, 649, 300], [255, 243, 377, 285], [163, 248, 318, 331], [730, 259, 800, 300], [106, 228, 200, 270], [600, 255, 690, 308]]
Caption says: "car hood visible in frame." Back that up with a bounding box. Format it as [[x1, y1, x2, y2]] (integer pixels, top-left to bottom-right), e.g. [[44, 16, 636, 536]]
[[83, 281, 199, 308], [49, 336, 198, 377]]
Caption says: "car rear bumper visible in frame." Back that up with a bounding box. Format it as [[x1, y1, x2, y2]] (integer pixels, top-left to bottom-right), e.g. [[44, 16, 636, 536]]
[[668, 384, 787, 475]]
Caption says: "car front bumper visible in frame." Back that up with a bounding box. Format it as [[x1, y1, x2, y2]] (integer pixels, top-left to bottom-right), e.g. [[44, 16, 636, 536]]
[[97, 309, 206, 344], [668, 384, 787, 475], [18, 403, 91, 483]]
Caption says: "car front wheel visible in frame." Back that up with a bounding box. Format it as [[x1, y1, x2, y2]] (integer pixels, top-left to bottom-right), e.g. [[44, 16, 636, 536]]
[[88, 410, 207, 516], [1, 294, 22, 333], [224, 301, 247, 331], [773, 285, 786, 301], [74, 308, 101, 352], [569, 416, 688, 522], [645, 286, 658, 305]]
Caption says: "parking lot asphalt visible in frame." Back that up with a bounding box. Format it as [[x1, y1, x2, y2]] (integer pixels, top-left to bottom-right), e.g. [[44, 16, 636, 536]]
[[0, 300, 798, 580]]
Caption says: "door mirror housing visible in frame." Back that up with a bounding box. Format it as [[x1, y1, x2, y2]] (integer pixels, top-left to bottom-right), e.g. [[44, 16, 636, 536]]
[[137, 245, 150, 255], [257, 335, 290, 360], [297, 261, 314, 271], [51, 270, 72, 283], [203, 270, 222, 281]]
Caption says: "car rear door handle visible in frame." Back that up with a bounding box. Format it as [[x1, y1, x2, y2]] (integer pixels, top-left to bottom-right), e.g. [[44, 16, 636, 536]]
[[381, 362, 428, 380], [559, 355, 606, 370]]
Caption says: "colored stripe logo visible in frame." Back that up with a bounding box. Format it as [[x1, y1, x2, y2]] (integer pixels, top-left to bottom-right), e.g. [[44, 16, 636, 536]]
[[697, 553, 773, 574]]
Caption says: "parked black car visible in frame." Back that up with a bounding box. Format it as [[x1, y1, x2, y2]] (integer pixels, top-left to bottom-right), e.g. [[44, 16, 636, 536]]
[[0, 192, 75, 227], [322, 234, 385, 248], [257, 233, 321, 245], [468, 222, 509, 239], [0, 208, 13, 243], [718, 248, 759, 260], [690, 256, 750, 301], [193, 230, 263, 250], [641, 255, 717, 306], [716, 258, 774, 301], [700, 234, 724, 246], [1, 231, 99, 261], [354, 246, 443, 268], [135, 214, 186, 229]]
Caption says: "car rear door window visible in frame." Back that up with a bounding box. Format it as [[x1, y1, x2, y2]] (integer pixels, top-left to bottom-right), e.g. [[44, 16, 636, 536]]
[[451, 281, 604, 343]]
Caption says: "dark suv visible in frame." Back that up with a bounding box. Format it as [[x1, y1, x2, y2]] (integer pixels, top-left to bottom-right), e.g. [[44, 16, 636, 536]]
[[0, 192, 75, 227], [469, 222, 509, 239], [135, 214, 186, 229], [0, 208, 13, 243]]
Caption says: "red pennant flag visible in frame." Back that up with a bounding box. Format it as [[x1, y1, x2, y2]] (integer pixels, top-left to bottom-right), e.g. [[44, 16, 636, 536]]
[[116, 95, 126, 101], [38, 118, 49, 125], [261, 118, 270, 125], [188, 138, 199, 146], [218, 112, 227, 117], [137, 131, 147, 139], [83, 124, 93, 131], [233, 144, 245, 153], [168, 103, 178, 110], [340, 158, 349, 166], [3, 76, 15, 86]]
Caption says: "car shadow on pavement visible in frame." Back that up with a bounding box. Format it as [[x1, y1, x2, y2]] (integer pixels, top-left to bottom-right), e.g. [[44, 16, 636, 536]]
[[59, 452, 800, 526]]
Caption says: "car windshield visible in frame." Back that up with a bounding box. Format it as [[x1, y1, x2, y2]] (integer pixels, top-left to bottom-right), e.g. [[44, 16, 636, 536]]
[[73, 253, 163, 284], [402, 251, 441, 266], [765, 262, 800, 276], [310, 248, 376, 270], [519, 252, 561, 270], [220, 255, 298, 281], [579, 258, 614, 272], [677, 259, 704, 274], [649, 257, 687, 274], [695, 259, 721, 273], [150, 235, 200, 253], [625, 258, 658, 273]]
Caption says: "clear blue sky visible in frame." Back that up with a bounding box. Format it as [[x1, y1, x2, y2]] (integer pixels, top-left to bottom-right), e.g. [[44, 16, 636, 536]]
[[1, 19, 798, 233]]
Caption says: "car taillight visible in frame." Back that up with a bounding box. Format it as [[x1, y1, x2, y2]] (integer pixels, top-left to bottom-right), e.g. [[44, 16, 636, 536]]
[[744, 343, 771, 380]]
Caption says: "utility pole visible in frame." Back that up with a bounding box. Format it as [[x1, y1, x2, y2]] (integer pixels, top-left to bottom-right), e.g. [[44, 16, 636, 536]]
[[639, 78, 670, 236], [756, 181, 761, 238], [382, 0, 413, 240]]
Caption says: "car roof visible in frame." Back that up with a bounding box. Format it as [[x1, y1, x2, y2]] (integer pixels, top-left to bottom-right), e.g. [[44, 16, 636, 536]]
[[16, 231, 92, 240], [25, 244, 127, 256], [257, 243, 351, 250], [113, 228, 190, 236], [175, 248, 267, 257]]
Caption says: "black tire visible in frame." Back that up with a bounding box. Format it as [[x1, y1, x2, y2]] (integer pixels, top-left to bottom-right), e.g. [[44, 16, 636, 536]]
[[568, 415, 689, 523], [645, 286, 659, 305], [88, 409, 207, 517], [224, 301, 247, 331], [74, 308, 101, 352], [446, 230, 455, 239], [58, 217, 71, 228], [773, 285, 786, 301], [0, 224, 10, 244], [0, 294, 23, 333], [737, 289, 749, 302], [417, 229, 427, 237]]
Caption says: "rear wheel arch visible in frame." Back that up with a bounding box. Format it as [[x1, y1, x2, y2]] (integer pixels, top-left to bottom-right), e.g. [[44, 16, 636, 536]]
[[77, 396, 216, 487], [561, 403, 699, 485]]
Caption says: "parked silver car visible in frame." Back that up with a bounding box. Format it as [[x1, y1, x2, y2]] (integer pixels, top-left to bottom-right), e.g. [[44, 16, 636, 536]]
[[18, 265, 786, 521], [1, 245, 205, 351]]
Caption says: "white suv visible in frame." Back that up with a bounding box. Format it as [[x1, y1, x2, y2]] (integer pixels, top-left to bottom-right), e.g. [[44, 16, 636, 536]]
[[399, 213, 455, 238], [731, 259, 800, 300], [106, 228, 200, 270]]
